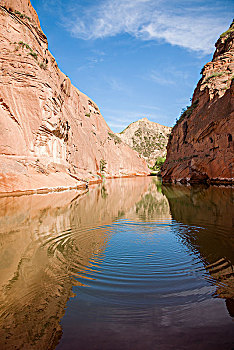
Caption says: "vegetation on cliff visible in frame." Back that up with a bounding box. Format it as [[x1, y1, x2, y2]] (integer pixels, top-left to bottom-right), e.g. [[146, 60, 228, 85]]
[[162, 20, 233, 184]]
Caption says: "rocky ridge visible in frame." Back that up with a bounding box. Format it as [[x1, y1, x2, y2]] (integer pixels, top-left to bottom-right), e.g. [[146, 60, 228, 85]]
[[162, 21, 234, 184], [117, 118, 171, 167], [0, 0, 149, 194]]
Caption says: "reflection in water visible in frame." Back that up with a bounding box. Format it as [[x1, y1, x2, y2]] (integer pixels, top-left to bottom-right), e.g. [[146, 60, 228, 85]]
[[162, 184, 234, 317], [134, 177, 170, 221], [0, 178, 233, 350], [0, 178, 160, 349]]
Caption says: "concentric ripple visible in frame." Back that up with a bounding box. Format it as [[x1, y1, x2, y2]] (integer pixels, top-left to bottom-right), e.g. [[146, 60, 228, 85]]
[[0, 179, 233, 350], [35, 219, 216, 310]]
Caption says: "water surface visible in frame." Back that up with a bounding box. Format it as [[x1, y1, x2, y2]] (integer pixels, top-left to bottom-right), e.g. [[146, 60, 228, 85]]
[[0, 177, 233, 349]]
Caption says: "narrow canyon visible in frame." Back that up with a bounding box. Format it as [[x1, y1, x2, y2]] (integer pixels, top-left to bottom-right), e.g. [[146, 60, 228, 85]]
[[162, 21, 234, 184]]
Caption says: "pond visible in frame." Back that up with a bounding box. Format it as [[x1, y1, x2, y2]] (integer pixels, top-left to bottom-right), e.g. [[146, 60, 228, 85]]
[[0, 177, 233, 350]]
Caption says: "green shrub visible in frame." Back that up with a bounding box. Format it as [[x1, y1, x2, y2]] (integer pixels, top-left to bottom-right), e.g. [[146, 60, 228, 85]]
[[15, 10, 31, 21], [203, 72, 224, 84], [39, 62, 47, 70], [28, 51, 38, 60], [152, 157, 166, 172], [108, 132, 122, 144], [18, 41, 25, 47], [176, 99, 199, 125], [220, 20, 234, 38], [100, 159, 107, 173], [18, 41, 32, 51], [85, 113, 90, 117], [18, 41, 38, 60]]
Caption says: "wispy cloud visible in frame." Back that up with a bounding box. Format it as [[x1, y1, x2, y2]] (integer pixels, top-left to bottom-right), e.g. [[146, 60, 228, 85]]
[[138, 104, 161, 111], [150, 71, 176, 86], [148, 66, 190, 86], [107, 77, 128, 92], [64, 0, 232, 54]]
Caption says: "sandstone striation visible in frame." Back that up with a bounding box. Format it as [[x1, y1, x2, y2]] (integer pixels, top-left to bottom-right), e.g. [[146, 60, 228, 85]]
[[162, 21, 234, 184], [117, 118, 171, 168], [0, 0, 149, 194]]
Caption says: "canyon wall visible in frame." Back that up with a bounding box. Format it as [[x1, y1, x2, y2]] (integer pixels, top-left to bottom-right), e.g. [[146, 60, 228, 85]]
[[162, 21, 234, 184], [0, 0, 149, 194]]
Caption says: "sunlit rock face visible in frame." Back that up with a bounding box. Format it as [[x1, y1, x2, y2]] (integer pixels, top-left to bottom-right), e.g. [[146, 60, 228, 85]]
[[163, 184, 234, 314], [0, 0, 149, 194], [117, 118, 171, 167], [162, 21, 234, 185]]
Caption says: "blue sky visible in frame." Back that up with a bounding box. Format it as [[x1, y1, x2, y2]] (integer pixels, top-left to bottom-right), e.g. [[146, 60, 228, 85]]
[[31, 0, 233, 132]]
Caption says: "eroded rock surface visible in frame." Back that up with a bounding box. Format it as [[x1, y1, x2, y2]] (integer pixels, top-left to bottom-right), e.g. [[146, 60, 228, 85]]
[[162, 21, 234, 184], [0, 0, 149, 194], [117, 118, 171, 167]]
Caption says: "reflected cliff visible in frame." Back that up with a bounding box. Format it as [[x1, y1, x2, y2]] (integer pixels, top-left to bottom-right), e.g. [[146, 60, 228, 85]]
[[134, 177, 171, 221], [0, 177, 169, 349], [1, 179, 233, 350], [162, 184, 234, 317]]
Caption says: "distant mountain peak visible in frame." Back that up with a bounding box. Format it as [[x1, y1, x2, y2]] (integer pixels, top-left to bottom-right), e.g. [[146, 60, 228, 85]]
[[117, 119, 172, 168], [138, 117, 149, 122]]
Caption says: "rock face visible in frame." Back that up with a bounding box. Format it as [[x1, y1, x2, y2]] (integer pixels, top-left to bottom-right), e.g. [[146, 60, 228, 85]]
[[162, 21, 234, 184], [117, 118, 171, 167], [0, 0, 149, 194]]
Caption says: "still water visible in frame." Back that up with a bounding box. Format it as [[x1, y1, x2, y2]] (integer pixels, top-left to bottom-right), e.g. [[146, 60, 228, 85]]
[[0, 177, 233, 350]]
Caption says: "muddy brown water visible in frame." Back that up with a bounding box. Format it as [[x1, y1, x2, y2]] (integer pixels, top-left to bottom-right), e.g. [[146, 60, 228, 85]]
[[0, 177, 233, 350]]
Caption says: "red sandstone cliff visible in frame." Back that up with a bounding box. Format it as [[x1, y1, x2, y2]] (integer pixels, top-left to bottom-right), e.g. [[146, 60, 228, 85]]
[[162, 21, 234, 184], [0, 0, 149, 194]]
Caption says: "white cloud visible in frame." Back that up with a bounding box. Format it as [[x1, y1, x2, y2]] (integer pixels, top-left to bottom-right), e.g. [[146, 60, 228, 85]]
[[65, 0, 232, 54]]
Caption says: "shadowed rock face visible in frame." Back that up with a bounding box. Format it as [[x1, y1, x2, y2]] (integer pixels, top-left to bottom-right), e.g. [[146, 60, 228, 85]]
[[162, 21, 234, 184], [162, 184, 234, 315], [117, 118, 171, 167], [0, 0, 149, 194]]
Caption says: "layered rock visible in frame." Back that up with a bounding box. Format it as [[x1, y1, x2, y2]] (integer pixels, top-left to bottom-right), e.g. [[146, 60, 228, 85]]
[[162, 21, 234, 184], [117, 118, 171, 167], [0, 0, 149, 194]]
